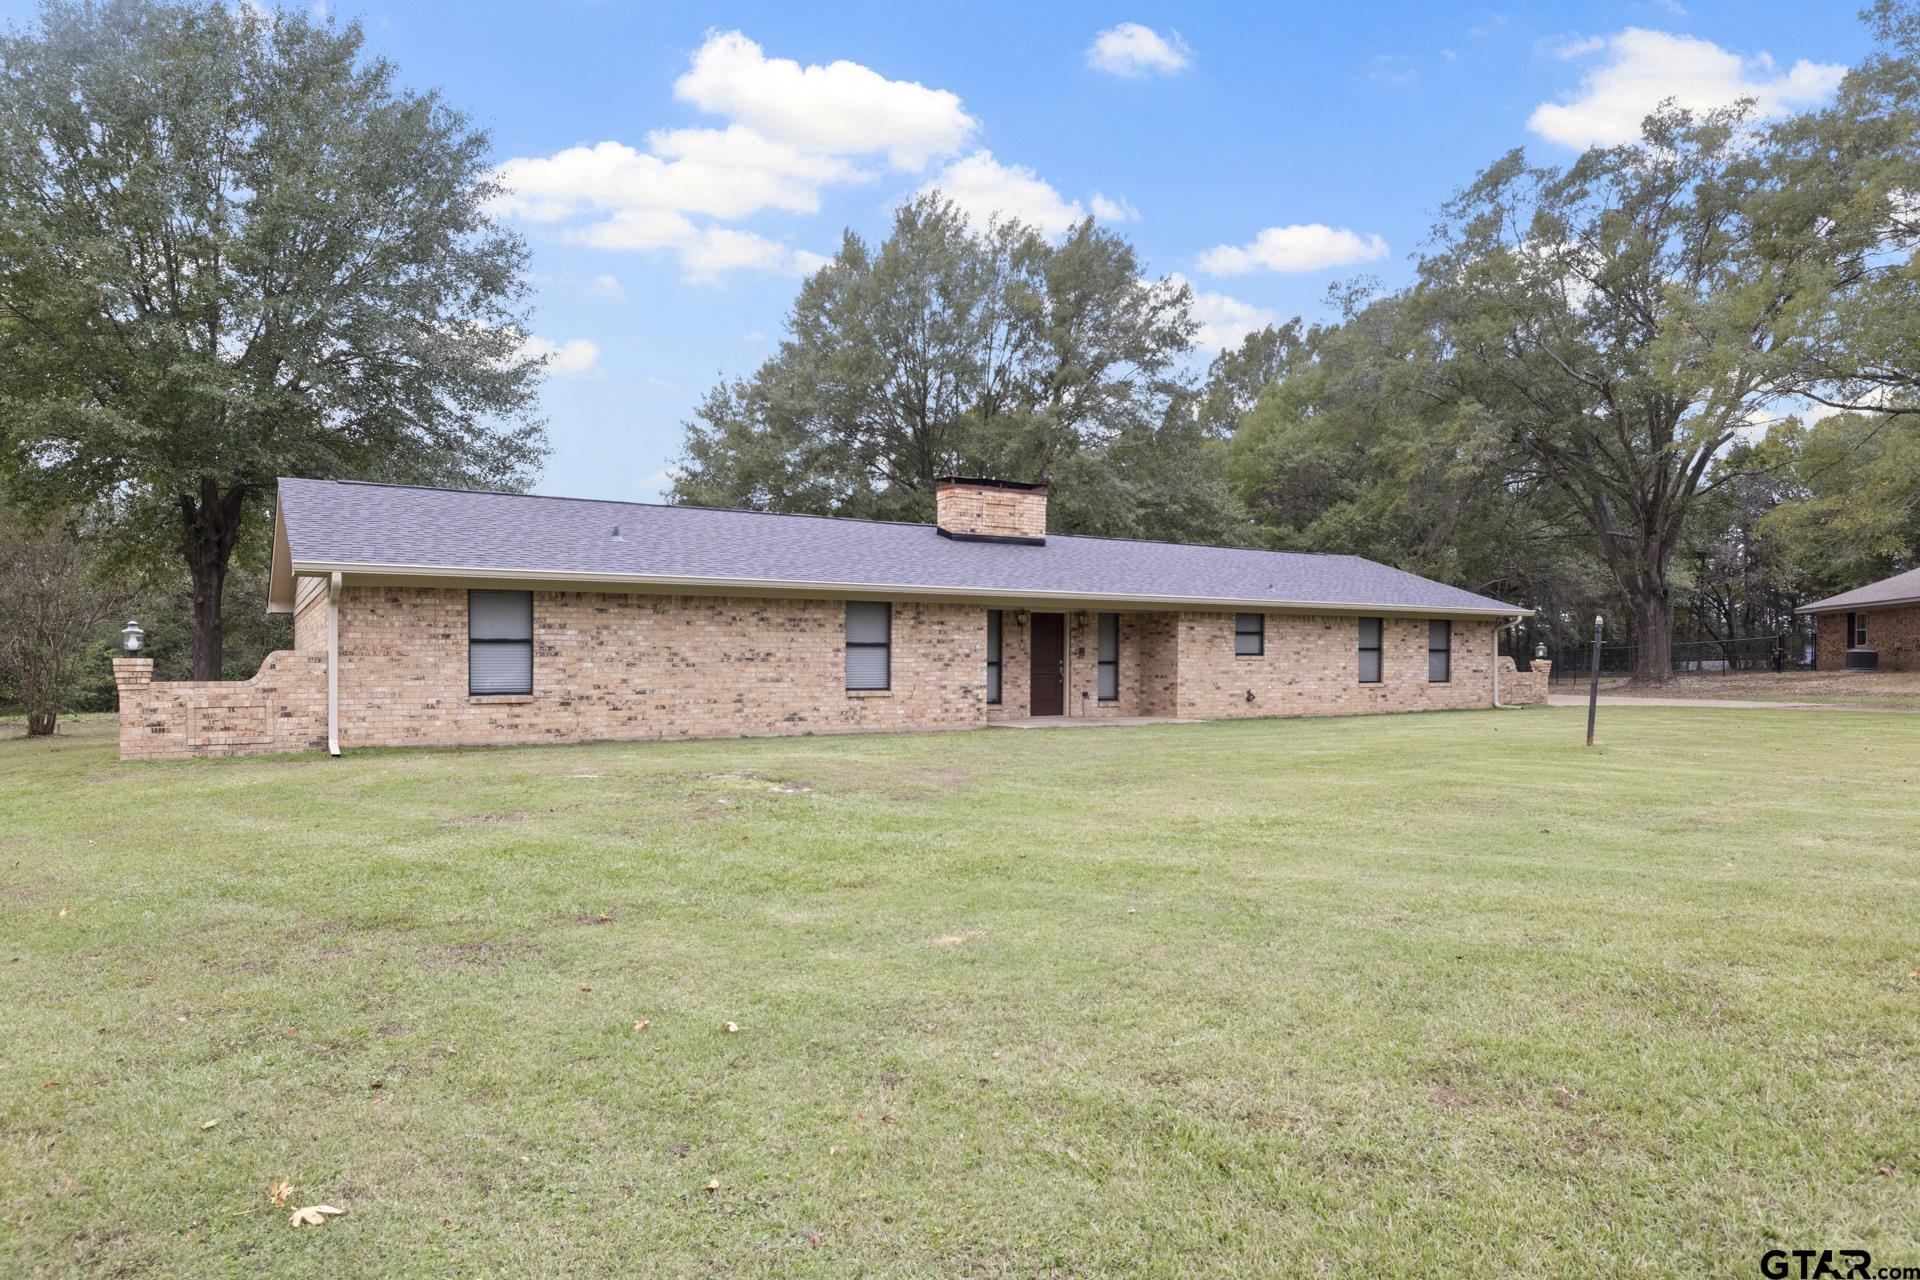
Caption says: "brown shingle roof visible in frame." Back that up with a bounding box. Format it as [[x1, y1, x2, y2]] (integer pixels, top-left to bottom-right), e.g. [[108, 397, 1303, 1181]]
[[1796, 567, 1920, 615]]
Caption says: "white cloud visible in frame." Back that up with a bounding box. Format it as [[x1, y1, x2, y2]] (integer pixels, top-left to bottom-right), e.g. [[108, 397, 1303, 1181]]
[[570, 211, 822, 283], [1086, 23, 1192, 77], [675, 31, 974, 169], [921, 152, 1136, 238], [639, 466, 684, 497], [1169, 273, 1277, 353], [492, 31, 975, 276], [1528, 28, 1844, 148], [586, 274, 627, 301], [519, 335, 601, 377], [740, 330, 767, 343], [924, 151, 1087, 235], [1196, 224, 1389, 275]]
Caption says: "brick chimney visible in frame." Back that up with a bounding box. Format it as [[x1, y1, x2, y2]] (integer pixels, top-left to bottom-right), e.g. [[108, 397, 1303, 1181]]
[[933, 477, 1048, 544]]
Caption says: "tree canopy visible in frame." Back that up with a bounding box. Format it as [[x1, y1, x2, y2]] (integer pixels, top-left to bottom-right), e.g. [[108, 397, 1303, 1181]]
[[672, 194, 1245, 542], [0, 0, 546, 676]]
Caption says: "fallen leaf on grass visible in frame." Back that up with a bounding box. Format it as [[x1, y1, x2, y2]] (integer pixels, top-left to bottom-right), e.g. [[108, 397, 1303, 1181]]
[[199, 1119, 218, 1130], [722, 1022, 738, 1034], [289, 1205, 344, 1227], [633, 1020, 650, 1031], [57, 907, 69, 918], [705, 1179, 719, 1193], [268, 1179, 294, 1208], [1878, 1163, 1897, 1176]]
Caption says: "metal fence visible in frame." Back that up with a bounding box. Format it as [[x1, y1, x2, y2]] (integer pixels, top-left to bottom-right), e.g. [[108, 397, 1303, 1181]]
[[1546, 634, 1802, 682]]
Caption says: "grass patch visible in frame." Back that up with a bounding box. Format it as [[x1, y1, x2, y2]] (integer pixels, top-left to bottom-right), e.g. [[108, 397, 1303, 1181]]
[[2, 709, 1917, 1276]]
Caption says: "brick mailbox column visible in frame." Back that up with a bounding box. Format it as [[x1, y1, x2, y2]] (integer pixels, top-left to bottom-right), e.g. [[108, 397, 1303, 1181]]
[[111, 658, 154, 758], [111, 657, 154, 695]]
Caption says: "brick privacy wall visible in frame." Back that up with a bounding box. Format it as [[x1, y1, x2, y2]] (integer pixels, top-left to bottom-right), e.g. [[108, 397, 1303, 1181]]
[[293, 575, 328, 652], [112, 653, 327, 760], [934, 483, 1047, 540], [1500, 657, 1551, 704], [1166, 613, 1501, 718], [1816, 606, 1920, 671], [333, 587, 987, 748]]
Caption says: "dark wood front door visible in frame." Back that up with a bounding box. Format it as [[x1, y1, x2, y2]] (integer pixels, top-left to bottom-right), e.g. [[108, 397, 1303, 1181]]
[[1030, 613, 1065, 716]]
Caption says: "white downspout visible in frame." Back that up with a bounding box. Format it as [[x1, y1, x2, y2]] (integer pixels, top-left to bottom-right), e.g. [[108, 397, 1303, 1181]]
[[327, 572, 342, 757], [1492, 615, 1522, 708]]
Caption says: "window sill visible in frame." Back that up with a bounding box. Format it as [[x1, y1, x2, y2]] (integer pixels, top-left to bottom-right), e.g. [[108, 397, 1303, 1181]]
[[470, 694, 535, 704], [845, 689, 893, 698]]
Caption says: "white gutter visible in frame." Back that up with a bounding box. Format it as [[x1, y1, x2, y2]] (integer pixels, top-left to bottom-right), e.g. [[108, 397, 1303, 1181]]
[[327, 572, 341, 758], [289, 560, 1534, 621]]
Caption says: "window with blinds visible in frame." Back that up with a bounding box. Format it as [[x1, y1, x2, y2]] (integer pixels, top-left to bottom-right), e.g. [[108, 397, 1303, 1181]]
[[986, 610, 1002, 704], [1428, 619, 1451, 683], [469, 590, 533, 696], [846, 601, 891, 690], [1234, 612, 1264, 656], [1097, 613, 1119, 701], [1358, 617, 1383, 684]]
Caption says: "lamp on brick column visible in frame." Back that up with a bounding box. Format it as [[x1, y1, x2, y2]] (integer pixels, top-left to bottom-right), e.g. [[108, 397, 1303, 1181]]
[[120, 620, 145, 653], [1534, 642, 1548, 661]]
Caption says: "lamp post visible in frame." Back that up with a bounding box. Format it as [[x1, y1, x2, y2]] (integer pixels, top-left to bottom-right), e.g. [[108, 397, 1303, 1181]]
[[1586, 614, 1604, 747], [120, 620, 145, 654]]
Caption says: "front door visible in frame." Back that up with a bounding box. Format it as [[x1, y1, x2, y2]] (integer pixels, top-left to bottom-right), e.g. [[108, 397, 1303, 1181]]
[[1030, 613, 1065, 716]]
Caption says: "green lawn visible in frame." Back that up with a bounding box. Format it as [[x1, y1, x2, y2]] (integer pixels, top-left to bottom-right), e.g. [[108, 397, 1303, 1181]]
[[3, 709, 1917, 1277]]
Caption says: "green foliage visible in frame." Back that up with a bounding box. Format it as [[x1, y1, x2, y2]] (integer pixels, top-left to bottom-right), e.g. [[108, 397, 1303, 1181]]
[[0, 502, 125, 733], [0, 0, 546, 675], [672, 194, 1244, 542], [1759, 412, 1920, 591]]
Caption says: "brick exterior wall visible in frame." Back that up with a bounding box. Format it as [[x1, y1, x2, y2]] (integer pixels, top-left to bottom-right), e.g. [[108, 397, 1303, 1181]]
[[111, 653, 328, 760], [332, 587, 986, 749], [114, 586, 1530, 760], [1815, 606, 1920, 672], [1162, 613, 1500, 718], [933, 482, 1047, 540]]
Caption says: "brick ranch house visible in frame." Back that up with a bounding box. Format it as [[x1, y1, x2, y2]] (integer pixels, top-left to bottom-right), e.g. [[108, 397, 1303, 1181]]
[[1798, 567, 1920, 671], [110, 477, 1547, 760]]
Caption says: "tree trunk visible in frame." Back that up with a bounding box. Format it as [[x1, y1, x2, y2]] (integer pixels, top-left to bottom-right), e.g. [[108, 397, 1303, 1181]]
[[1632, 588, 1675, 683], [179, 479, 248, 681], [26, 710, 55, 736]]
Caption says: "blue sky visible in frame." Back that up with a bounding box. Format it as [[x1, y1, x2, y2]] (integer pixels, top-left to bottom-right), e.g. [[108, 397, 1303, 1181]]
[[4, 1, 1877, 501]]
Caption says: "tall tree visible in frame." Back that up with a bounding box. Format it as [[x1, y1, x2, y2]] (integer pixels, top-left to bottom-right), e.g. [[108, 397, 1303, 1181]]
[[1408, 106, 1851, 679], [0, 0, 546, 678], [0, 503, 123, 736], [671, 194, 1227, 539]]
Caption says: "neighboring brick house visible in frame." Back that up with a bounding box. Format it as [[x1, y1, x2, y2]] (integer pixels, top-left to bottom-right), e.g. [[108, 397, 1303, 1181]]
[[111, 477, 1544, 760], [1798, 568, 1920, 672]]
